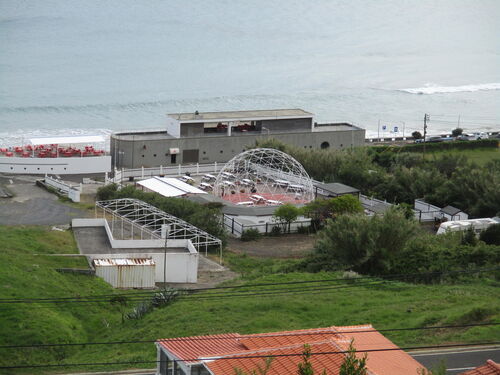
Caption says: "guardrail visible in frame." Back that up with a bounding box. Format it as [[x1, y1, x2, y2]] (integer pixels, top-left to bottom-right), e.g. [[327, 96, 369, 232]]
[[44, 175, 82, 202]]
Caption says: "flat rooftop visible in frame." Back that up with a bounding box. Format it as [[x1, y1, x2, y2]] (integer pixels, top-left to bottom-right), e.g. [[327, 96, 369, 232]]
[[167, 109, 313, 122]]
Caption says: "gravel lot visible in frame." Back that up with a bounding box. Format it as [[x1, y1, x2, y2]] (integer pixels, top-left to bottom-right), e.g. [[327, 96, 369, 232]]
[[0, 175, 87, 225]]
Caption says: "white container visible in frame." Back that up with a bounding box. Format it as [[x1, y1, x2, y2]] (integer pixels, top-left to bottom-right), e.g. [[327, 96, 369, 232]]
[[94, 258, 155, 289]]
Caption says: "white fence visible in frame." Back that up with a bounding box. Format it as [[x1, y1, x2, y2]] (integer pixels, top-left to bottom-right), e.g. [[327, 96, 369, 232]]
[[44, 175, 81, 202], [110, 162, 223, 184]]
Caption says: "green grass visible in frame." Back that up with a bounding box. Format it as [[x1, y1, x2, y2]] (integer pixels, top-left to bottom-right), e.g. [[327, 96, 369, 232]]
[[425, 147, 500, 166], [0, 227, 499, 374]]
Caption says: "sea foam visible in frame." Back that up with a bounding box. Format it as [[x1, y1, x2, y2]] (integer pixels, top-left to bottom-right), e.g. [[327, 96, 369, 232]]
[[399, 82, 500, 95]]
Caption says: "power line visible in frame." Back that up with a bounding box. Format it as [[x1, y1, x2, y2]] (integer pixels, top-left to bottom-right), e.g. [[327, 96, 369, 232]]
[[0, 323, 497, 350], [1, 341, 498, 370], [0, 267, 495, 305]]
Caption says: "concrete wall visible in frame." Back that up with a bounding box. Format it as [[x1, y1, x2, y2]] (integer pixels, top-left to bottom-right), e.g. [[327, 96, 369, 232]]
[[0, 155, 111, 175], [111, 128, 365, 169], [180, 123, 204, 137], [72, 219, 198, 283]]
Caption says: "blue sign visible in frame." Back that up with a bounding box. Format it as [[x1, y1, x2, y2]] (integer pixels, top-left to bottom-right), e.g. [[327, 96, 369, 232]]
[[394, 126, 399, 133], [382, 125, 387, 130]]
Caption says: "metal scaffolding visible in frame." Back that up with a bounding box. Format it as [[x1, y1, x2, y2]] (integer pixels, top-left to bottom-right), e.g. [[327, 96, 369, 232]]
[[95, 198, 222, 255]]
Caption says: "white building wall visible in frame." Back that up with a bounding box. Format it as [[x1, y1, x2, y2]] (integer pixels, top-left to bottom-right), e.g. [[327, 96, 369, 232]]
[[0, 156, 111, 174]]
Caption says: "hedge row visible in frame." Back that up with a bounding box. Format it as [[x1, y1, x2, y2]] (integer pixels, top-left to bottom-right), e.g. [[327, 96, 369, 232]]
[[400, 139, 498, 152]]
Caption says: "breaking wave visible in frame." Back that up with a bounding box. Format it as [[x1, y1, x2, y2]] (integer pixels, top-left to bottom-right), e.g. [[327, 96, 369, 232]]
[[398, 82, 500, 95]]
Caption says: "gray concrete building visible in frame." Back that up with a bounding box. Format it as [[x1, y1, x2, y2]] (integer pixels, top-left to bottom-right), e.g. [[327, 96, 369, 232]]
[[111, 109, 365, 169]]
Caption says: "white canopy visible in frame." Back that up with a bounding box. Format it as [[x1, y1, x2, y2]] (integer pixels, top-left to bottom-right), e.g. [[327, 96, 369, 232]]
[[138, 177, 206, 198], [29, 135, 106, 146]]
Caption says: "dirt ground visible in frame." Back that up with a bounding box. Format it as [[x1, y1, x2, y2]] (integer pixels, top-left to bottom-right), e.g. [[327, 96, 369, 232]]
[[227, 233, 316, 258]]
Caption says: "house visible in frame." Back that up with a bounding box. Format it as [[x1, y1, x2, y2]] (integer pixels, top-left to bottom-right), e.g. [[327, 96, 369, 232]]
[[313, 182, 360, 199], [459, 359, 500, 374], [414, 199, 469, 222], [155, 325, 427, 375], [441, 205, 468, 221]]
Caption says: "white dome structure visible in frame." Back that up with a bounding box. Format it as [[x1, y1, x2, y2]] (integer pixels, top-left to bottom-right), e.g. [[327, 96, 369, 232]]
[[214, 148, 314, 206]]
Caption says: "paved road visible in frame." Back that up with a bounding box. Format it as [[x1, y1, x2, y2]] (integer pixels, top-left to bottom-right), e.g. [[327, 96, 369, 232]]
[[410, 346, 500, 374]]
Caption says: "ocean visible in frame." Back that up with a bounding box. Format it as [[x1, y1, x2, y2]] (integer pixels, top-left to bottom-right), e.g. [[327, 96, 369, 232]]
[[1, 0, 499, 146]]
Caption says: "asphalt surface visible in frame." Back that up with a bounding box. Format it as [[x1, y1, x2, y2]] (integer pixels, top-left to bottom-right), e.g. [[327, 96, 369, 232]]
[[410, 346, 500, 374], [0, 176, 86, 225]]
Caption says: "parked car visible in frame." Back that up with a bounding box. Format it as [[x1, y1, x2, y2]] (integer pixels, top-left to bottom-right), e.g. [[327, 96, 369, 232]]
[[470, 132, 489, 140], [456, 132, 489, 141]]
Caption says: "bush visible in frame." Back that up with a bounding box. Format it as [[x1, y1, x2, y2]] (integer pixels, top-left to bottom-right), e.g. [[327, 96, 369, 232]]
[[479, 224, 500, 245], [269, 225, 282, 236], [96, 183, 119, 201], [451, 128, 463, 137], [241, 228, 261, 242], [412, 131, 422, 139], [297, 225, 311, 234], [401, 138, 498, 153]]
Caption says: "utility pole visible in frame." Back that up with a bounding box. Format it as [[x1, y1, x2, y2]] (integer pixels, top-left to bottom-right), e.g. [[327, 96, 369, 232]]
[[377, 119, 380, 139], [423, 113, 430, 159]]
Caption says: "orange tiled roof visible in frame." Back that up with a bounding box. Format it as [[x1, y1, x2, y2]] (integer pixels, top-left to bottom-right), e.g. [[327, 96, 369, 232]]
[[206, 341, 345, 375], [157, 333, 245, 364], [460, 360, 500, 375], [156, 324, 427, 374]]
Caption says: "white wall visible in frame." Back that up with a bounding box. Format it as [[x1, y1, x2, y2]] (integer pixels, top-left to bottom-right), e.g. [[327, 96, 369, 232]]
[[44, 176, 81, 202], [0, 156, 111, 175], [72, 218, 198, 283], [166, 117, 181, 138]]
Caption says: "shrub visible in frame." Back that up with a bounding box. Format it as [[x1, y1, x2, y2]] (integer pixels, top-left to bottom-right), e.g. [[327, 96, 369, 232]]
[[412, 131, 422, 139], [297, 225, 311, 234], [96, 183, 119, 201], [269, 225, 282, 236], [479, 224, 500, 245], [241, 228, 261, 242], [451, 128, 463, 137]]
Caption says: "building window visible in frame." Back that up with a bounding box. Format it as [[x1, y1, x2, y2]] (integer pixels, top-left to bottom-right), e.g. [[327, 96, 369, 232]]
[[321, 141, 330, 149], [203, 151, 206, 155], [142, 155, 145, 158], [153, 154, 157, 157], [220, 150, 223, 154]]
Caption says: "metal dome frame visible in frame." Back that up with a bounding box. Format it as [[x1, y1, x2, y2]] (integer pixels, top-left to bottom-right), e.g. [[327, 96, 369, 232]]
[[213, 148, 314, 205]]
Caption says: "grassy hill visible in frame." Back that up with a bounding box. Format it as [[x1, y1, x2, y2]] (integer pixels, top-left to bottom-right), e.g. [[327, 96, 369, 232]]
[[0, 226, 499, 374]]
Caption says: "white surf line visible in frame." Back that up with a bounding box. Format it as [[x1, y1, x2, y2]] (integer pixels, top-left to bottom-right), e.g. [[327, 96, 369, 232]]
[[9, 179, 13, 184], [410, 347, 500, 357]]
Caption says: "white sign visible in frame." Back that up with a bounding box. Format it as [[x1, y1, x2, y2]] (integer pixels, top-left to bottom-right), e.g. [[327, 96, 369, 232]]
[[169, 148, 180, 155]]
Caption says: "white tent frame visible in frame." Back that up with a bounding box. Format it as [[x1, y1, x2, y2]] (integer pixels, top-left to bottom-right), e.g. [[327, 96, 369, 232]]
[[95, 198, 222, 259], [213, 148, 314, 204]]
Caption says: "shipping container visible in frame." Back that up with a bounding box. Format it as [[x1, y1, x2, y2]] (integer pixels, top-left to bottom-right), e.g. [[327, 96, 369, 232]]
[[93, 258, 155, 289]]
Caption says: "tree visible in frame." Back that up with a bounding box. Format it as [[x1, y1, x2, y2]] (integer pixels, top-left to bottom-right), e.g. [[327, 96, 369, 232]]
[[451, 128, 463, 137], [312, 208, 420, 274], [339, 340, 367, 375], [297, 344, 326, 375], [479, 224, 500, 245], [412, 131, 422, 140], [273, 203, 301, 233], [461, 226, 478, 246], [328, 195, 364, 217]]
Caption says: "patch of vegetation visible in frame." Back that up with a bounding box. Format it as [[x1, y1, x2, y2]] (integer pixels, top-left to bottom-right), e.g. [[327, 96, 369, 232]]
[[241, 228, 261, 242], [253, 139, 500, 217]]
